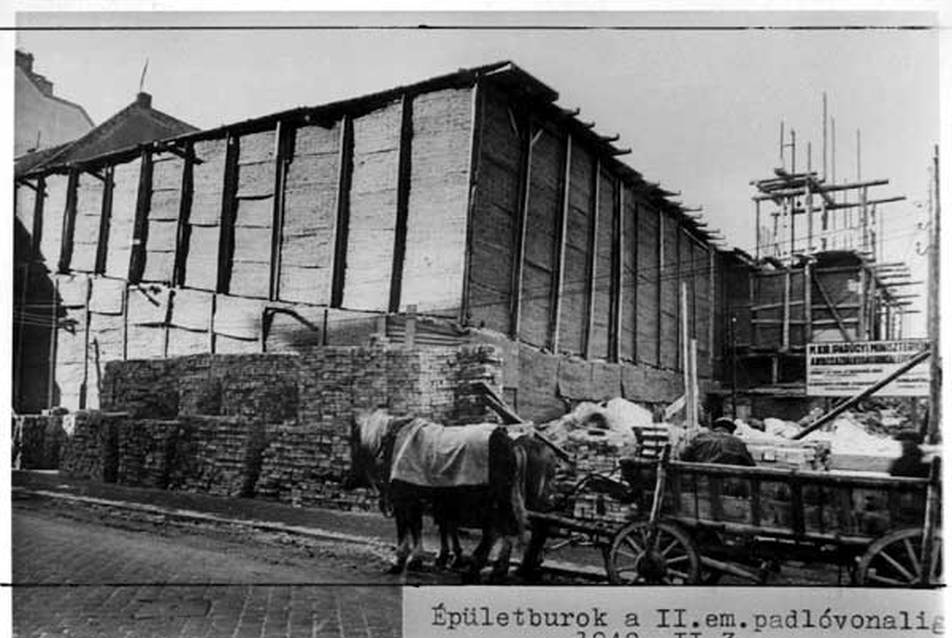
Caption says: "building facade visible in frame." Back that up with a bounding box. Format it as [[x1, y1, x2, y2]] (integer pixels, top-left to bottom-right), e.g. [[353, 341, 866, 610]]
[[14, 62, 727, 419]]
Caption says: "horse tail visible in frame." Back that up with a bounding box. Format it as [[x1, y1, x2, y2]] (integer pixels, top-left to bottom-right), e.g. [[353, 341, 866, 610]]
[[488, 427, 526, 538], [510, 442, 530, 541]]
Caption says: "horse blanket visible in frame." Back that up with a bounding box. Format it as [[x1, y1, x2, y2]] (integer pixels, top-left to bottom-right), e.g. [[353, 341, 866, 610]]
[[390, 419, 497, 487]]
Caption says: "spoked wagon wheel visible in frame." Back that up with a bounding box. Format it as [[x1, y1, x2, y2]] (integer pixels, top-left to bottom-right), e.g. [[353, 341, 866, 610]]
[[606, 521, 700, 585], [857, 528, 943, 587]]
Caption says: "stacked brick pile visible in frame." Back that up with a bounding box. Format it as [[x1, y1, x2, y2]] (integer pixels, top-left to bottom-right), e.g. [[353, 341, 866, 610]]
[[452, 345, 504, 424], [116, 419, 181, 488], [97, 344, 507, 511], [101, 359, 181, 418], [60, 412, 126, 482], [256, 421, 380, 511], [169, 416, 267, 497], [12, 415, 66, 469]]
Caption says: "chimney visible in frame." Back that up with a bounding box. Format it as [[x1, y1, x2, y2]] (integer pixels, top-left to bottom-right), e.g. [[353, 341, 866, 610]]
[[15, 49, 34, 74], [135, 92, 152, 109]]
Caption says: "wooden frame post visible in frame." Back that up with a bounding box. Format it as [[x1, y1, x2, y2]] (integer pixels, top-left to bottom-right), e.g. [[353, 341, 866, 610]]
[[782, 267, 791, 351], [121, 284, 129, 360], [656, 208, 664, 367], [129, 150, 153, 284], [550, 134, 571, 353], [216, 134, 240, 293], [584, 158, 600, 360], [804, 261, 813, 343], [389, 93, 415, 314], [680, 282, 689, 395], [80, 276, 92, 409], [95, 167, 115, 275], [612, 179, 623, 363], [675, 223, 682, 370], [31, 176, 46, 257], [708, 247, 715, 370], [631, 195, 639, 363], [755, 199, 761, 261], [57, 169, 79, 274], [269, 121, 291, 301], [331, 115, 354, 308], [510, 113, 534, 339], [460, 79, 485, 325], [172, 142, 194, 286], [47, 277, 59, 408]]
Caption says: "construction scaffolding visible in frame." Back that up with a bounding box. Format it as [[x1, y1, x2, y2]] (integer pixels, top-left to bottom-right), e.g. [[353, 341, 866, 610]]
[[725, 118, 919, 398]]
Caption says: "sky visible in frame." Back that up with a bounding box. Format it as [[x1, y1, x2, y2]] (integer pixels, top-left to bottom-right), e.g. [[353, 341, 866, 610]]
[[10, 11, 941, 334]]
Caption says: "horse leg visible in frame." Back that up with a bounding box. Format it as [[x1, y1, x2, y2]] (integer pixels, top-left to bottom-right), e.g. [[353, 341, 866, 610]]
[[463, 523, 496, 584], [516, 521, 549, 581], [434, 497, 451, 568], [389, 507, 411, 575], [489, 535, 513, 584], [449, 522, 467, 569], [436, 519, 451, 569], [406, 500, 425, 571]]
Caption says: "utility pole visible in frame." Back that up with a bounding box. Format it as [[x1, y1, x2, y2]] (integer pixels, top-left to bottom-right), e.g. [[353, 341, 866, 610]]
[[927, 145, 941, 444]]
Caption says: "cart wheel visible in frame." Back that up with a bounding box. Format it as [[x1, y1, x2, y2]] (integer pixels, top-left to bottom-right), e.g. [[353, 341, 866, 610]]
[[857, 528, 943, 587], [606, 521, 700, 585]]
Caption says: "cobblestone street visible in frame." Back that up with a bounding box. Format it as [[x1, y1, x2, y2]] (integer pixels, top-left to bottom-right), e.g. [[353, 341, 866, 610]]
[[12, 495, 406, 637]]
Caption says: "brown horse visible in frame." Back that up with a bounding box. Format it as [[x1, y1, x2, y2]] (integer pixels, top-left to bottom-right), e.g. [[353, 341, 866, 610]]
[[433, 433, 560, 582], [345, 409, 529, 581]]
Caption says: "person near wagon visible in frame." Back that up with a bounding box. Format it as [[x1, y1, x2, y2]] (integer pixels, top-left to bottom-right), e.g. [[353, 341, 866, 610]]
[[680, 417, 756, 467]]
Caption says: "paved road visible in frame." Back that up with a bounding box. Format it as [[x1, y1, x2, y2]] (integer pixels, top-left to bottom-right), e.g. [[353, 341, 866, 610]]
[[12, 496, 409, 638]]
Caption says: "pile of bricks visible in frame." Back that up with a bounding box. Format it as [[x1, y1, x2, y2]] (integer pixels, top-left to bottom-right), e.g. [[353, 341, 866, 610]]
[[60, 411, 126, 482], [116, 419, 181, 488], [169, 415, 267, 497], [101, 359, 180, 418], [93, 343, 506, 511], [12, 414, 66, 469]]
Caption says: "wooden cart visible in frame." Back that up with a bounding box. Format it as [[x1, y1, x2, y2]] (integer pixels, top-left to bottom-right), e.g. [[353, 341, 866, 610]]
[[527, 450, 942, 587]]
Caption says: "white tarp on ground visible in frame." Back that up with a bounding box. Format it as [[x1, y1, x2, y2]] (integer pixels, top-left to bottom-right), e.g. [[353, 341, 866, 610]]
[[539, 397, 655, 449]]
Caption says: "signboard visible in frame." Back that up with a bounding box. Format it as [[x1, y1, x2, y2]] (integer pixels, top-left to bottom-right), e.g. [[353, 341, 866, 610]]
[[806, 339, 930, 397]]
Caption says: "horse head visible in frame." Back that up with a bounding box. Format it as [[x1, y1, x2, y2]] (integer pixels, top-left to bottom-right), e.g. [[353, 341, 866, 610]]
[[342, 408, 388, 491], [516, 434, 561, 513]]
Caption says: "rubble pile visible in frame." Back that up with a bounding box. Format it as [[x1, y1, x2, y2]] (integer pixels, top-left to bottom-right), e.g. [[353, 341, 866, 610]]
[[116, 419, 181, 488], [60, 412, 126, 482], [168, 415, 267, 497]]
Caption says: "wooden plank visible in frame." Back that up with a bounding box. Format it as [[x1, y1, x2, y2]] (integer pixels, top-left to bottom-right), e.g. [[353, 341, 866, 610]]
[[403, 87, 471, 315], [216, 134, 240, 293], [343, 102, 401, 311]]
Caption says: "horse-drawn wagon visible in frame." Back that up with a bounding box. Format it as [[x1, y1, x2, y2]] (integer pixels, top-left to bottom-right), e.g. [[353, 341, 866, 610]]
[[527, 448, 942, 587]]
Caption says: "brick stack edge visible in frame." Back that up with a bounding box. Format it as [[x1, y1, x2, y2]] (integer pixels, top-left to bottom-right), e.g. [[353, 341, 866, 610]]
[[53, 344, 505, 512]]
